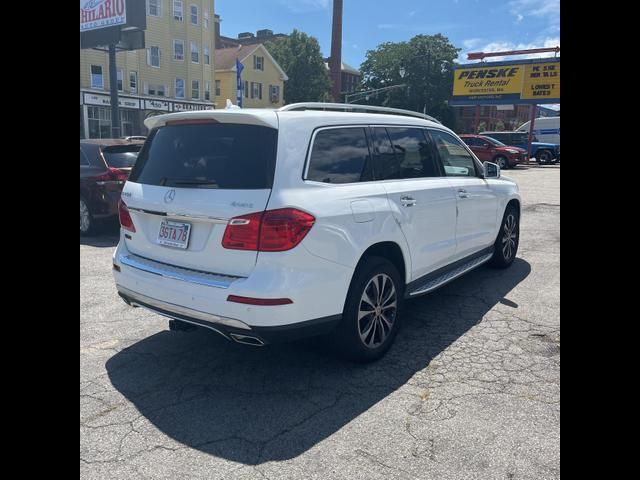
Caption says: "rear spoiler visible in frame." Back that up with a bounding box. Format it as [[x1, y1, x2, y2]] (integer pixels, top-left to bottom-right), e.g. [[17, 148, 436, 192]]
[[144, 110, 279, 130]]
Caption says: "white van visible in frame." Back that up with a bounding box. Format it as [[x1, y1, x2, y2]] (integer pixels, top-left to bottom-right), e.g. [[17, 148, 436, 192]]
[[516, 117, 560, 144]]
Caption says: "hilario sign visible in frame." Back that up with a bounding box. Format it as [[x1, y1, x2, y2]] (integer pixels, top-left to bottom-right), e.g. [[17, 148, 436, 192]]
[[450, 58, 560, 105], [80, 0, 127, 32]]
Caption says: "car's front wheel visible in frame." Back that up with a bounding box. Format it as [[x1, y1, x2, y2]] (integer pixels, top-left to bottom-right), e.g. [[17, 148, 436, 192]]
[[333, 257, 404, 362], [489, 205, 520, 268], [536, 149, 553, 164], [494, 155, 509, 169]]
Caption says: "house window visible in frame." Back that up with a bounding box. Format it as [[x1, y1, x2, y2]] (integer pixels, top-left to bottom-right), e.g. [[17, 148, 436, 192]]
[[204, 10, 209, 28], [146, 83, 166, 97], [205, 81, 211, 100], [148, 46, 160, 67], [90, 65, 103, 89], [192, 80, 199, 99], [251, 82, 262, 99], [215, 80, 221, 96], [120, 110, 136, 137], [174, 39, 184, 60], [253, 55, 264, 71], [129, 71, 138, 94], [269, 84, 280, 103], [148, 0, 162, 17], [204, 46, 210, 65], [87, 106, 111, 139], [244, 80, 248, 98], [175, 78, 185, 98], [190, 5, 198, 25], [191, 42, 199, 63], [173, 0, 183, 21], [117, 70, 123, 91]]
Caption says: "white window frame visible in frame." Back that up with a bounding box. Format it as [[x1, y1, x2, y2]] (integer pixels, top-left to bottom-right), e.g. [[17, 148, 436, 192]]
[[175, 78, 185, 98], [173, 39, 184, 61], [205, 81, 211, 100], [204, 46, 210, 65], [148, 46, 161, 68], [190, 41, 199, 64], [173, 0, 183, 21], [190, 4, 198, 25], [254, 55, 264, 71], [117, 70, 124, 91], [215, 79, 221, 96], [129, 71, 138, 94], [192, 80, 200, 99], [147, 0, 162, 17], [90, 65, 104, 89]]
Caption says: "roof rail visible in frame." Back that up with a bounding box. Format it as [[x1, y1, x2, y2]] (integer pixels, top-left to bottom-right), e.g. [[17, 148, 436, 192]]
[[278, 102, 442, 124]]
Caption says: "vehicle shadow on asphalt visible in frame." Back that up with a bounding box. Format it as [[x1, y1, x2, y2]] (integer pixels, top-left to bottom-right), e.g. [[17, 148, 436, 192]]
[[80, 235, 119, 248], [106, 258, 531, 464]]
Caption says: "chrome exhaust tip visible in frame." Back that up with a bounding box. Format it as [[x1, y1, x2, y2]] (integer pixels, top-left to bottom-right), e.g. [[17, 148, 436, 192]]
[[229, 333, 265, 347]]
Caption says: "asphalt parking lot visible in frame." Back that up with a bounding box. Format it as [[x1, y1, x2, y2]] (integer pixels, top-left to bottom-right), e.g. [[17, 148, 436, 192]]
[[80, 164, 560, 480]]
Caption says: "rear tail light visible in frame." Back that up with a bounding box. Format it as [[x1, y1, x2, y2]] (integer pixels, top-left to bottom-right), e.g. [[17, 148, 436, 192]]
[[118, 200, 136, 233], [221, 208, 315, 252], [95, 167, 129, 184]]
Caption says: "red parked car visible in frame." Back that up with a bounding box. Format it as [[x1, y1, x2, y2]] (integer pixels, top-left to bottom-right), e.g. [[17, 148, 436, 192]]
[[459, 134, 528, 169], [80, 138, 144, 235]]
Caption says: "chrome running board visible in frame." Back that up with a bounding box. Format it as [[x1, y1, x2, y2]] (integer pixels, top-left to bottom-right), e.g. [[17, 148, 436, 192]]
[[408, 253, 493, 297]]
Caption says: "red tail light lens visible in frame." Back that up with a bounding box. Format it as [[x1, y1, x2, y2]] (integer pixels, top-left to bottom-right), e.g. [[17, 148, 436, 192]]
[[221, 208, 315, 252], [118, 200, 136, 232], [95, 168, 129, 183]]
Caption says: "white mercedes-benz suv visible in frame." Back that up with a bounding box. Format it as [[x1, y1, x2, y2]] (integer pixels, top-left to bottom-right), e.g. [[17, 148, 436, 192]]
[[113, 103, 520, 361]]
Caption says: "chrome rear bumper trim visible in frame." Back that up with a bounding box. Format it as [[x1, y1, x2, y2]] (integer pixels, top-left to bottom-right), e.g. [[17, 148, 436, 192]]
[[118, 253, 241, 289], [116, 285, 252, 331]]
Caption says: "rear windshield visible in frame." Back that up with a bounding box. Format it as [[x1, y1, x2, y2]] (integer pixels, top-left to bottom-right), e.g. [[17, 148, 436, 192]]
[[102, 145, 142, 168], [129, 123, 278, 189]]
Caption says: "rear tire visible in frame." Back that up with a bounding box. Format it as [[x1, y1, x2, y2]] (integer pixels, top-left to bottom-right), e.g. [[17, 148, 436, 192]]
[[489, 205, 519, 268], [333, 256, 404, 362], [80, 196, 95, 236]]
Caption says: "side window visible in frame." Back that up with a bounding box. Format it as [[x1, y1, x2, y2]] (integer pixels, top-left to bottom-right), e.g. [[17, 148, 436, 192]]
[[383, 127, 441, 179], [430, 130, 479, 178], [307, 128, 373, 184], [462, 137, 478, 147], [80, 148, 89, 166]]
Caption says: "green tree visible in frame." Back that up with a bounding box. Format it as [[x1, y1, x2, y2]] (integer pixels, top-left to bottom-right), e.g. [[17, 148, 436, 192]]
[[477, 121, 487, 133], [359, 34, 460, 128], [495, 120, 505, 131], [266, 30, 331, 104]]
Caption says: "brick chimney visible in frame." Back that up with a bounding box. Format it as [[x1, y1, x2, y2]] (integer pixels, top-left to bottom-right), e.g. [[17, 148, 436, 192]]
[[329, 0, 343, 102]]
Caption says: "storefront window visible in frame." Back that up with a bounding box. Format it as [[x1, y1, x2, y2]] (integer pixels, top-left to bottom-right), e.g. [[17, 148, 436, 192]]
[[120, 110, 136, 137], [87, 106, 111, 139]]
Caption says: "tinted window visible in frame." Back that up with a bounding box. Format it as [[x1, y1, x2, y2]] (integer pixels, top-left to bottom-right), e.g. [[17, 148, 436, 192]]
[[102, 145, 142, 168], [130, 123, 278, 189], [462, 137, 480, 147], [430, 130, 479, 177], [483, 136, 506, 146], [382, 127, 441, 179], [80, 148, 89, 165], [307, 128, 372, 184]]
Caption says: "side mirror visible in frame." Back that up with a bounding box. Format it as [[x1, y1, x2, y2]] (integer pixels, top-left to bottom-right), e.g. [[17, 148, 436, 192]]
[[483, 161, 500, 179]]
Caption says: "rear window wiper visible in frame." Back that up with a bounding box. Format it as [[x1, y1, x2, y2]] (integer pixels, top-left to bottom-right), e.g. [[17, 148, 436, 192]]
[[162, 178, 219, 188]]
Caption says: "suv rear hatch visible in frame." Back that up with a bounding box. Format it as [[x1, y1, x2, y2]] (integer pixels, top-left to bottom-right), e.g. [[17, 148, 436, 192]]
[[121, 111, 279, 278]]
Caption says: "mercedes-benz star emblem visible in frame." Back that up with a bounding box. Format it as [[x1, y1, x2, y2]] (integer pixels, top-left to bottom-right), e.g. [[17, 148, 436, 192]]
[[164, 189, 176, 203]]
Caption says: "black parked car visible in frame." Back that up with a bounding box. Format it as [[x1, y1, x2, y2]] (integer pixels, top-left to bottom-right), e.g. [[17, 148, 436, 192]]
[[80, 139, 144, 235]]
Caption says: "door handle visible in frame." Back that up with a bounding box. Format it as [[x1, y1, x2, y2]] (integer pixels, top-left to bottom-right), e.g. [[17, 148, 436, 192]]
[[400, 196, 416, 207], [458, 189, 469, 199]]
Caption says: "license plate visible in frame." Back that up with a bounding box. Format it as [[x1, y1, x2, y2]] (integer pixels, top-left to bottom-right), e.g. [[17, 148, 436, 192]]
[[157, 220, 191, 249]]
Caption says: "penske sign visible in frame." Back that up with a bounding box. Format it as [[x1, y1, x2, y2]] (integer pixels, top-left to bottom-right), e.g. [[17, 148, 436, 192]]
[[450, 58, 560, 105]]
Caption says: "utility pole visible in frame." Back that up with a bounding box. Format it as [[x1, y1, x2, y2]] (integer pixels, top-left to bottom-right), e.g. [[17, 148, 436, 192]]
[[108, 43, 121, 138], [329, 0, 343, 102]]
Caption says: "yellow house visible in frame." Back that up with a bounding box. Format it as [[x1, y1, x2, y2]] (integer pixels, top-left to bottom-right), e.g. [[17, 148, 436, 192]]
[[80, 0, 216, 138], [214, 44, 288, 108]]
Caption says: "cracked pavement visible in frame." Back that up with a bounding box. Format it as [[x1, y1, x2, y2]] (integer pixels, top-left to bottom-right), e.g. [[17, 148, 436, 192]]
[[80, 165, 559, 479]]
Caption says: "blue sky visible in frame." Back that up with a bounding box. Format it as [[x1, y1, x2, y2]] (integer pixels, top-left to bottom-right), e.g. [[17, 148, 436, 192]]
[[216, 0, 560, 67]]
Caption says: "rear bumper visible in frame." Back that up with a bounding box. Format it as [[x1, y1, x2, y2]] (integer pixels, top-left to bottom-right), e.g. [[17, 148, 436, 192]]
[[112, 238, 352, 343], [116, 285, 341, 345]]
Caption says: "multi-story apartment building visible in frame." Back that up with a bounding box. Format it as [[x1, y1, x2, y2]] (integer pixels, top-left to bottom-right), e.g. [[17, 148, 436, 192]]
[[80, 0, 216, 139], [214, 44, 287, 108]]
